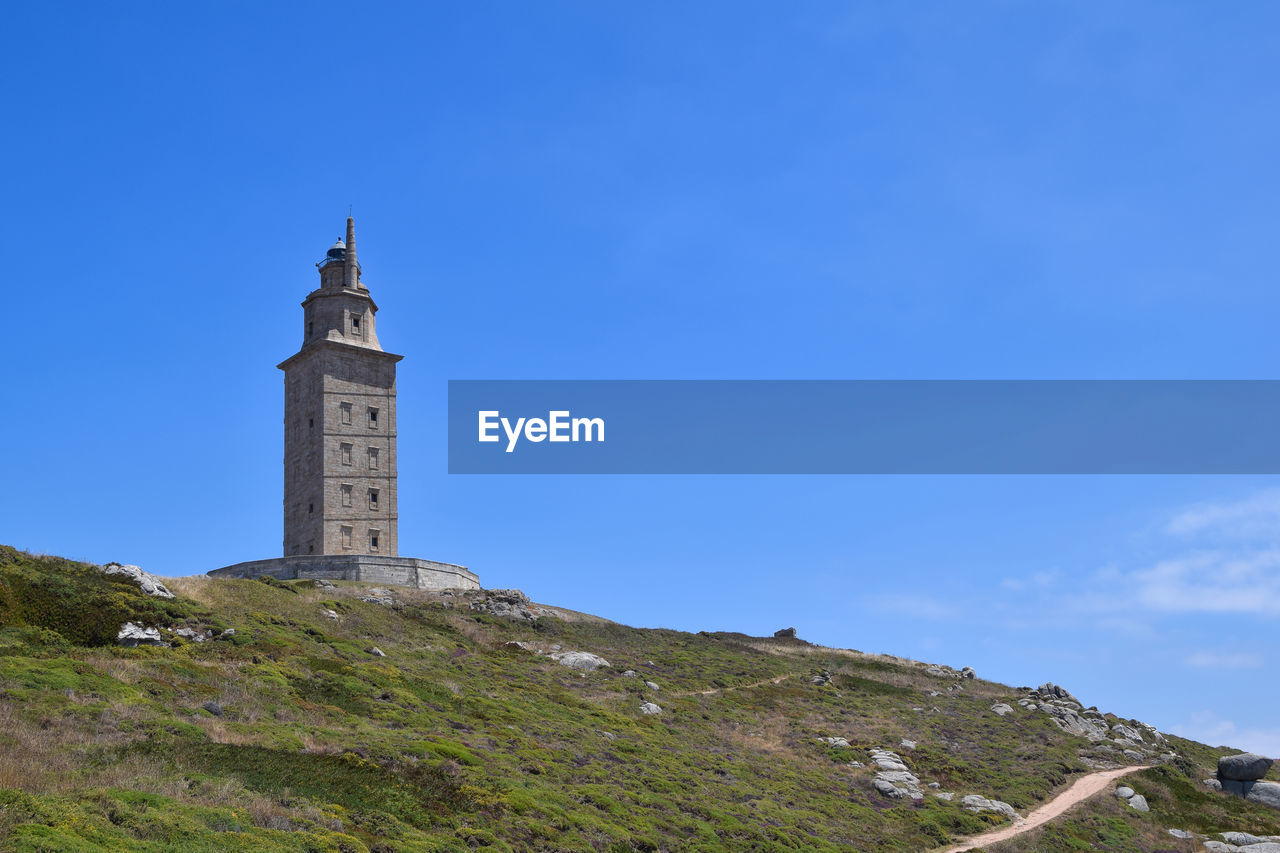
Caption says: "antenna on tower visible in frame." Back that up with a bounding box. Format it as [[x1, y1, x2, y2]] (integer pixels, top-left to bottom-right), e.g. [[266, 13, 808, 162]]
[[344, 215, 358, 289]]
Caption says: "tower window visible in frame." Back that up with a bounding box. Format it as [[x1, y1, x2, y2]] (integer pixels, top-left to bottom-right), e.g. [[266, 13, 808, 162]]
[[308, 502, 314, 514], [340, 403, 352, 425], [368, 407, 378, 427], [340, 526, 353, 549], [368, 447, 379, 469], [369, 529, 380, 551], [341, 484, 353, 507], [340, 443, 352, 465], [351, 314, 361, 334], [368, 488, 379, 509], [309, 417, 314, 429]]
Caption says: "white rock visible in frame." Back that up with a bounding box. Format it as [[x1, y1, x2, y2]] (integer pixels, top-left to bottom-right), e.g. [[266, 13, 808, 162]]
[[99, 563, 174, 598], [548, 651, 611, 672], [1167, 829, 1193, 839], [117, 622, 167, 647], [960, 795, 1021, 820], [639, 702, 662, 715], [1127, 794, 1149, 812], [322, 609, 339, 620], [369, 647, 386, 657], [644, 681, 660, 691], [1115, 786, 1134, 799], [991, 703, 1014, 716]]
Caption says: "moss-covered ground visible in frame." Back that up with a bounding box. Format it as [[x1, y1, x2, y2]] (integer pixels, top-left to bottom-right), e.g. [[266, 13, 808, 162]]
[[1, 547, 1277, 852]]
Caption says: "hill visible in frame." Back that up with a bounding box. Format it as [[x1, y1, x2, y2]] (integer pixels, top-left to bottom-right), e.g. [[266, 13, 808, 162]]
[[0, 545, 1278, 852]]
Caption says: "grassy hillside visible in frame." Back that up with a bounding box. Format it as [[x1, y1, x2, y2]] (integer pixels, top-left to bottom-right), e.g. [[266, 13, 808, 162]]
[[0, 547, 1277, 852]]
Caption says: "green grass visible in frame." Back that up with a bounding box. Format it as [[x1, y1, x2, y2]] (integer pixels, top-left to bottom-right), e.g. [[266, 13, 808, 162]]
[[0, 546, 1277, 852]]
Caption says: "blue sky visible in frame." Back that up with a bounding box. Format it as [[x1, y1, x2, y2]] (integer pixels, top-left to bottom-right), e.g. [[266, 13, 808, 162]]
[[4, 2, 1280, 754]]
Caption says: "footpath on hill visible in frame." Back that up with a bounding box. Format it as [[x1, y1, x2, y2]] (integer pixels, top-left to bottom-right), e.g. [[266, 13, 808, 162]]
[[939, 765, 1149, 853]]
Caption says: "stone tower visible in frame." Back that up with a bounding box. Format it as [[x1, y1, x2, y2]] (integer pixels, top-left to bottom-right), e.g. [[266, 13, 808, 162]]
[[278, 217, 402, 557]]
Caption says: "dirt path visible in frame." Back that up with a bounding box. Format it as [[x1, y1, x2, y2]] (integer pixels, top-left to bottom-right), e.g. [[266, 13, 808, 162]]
[[672, 674, 792, 697], [939, 765, 1149, 853]]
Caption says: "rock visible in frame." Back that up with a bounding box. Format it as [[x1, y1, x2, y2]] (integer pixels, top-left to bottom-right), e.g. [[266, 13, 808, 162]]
[[644, 681, 659, 692], [1127, 794, 1149, 812], [924, 665, 953, 678], [99, 563, 175, 598], [201, 700, 223, 716], [991, 703, 1014, 716], [322, 609, 339, 620], [369, 647, 386, 657], [1204, 843, 1240, 853], [928, 782, 940, 788], [960, 666, 976, 679], [900, 739, 916, 750], [848, 761, 864, 768], [1167, 829, 1193, 839], [1223, 833, 1268, 846], [820, 737, 850, 748], [117, 622, 167, 647], [1037, 682, 1082, 705], [221, 628, 235, 637], [773, 627, 797, 638], [314, 579, 336, 589], [1246, 781, 1280, 809], [1115, 786, 1134, 798], [172, 627, 206, 642], [639, 702, 662, 716], [960, 795, 1020, 820], [548, 651, 610, 672], [873, 770, 923, 800], [621, 670, 636, 677], [601, 731, 616, 742], [1113, 724, 1144, 742], [469, 589, 537, 621], [1204, 778, 1223, 791], [1219, 753, 1275, 782], [935, 792, 954, 801]]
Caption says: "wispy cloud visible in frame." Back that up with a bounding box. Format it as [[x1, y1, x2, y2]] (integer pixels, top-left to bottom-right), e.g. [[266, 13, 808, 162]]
[[1129, 549, 1280, 616], [1185, 651, 1265, 670], [1169, 711, 1280, 757], [1165, 489, 1280, 540]]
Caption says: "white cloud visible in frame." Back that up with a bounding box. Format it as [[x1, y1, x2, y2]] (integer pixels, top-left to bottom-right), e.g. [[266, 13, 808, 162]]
[[1129, 549, 1280, 615], [1169, 711, 1280, 758], [1165, 489, 1280, 540], [1185, 651, 1265, 670]]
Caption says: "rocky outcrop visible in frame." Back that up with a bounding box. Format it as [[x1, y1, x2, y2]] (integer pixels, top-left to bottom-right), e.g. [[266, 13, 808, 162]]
[[868, 748, 923, 800], [990, 703, 1014, 717], [469, 589, 537, 621], [1220, 753, 1275, 781], [960, 795, 1020, 820], [99, 563, 174, 598], [639, 702, 662, 715], [773, 627, 797, 638], [117, 622, 167, 647], [548, 651, 610, 671]]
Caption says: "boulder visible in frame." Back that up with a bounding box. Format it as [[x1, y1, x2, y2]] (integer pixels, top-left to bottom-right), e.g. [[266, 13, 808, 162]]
[[1167, 829, 1193, 839], [1203, 843, 1237, 853], [1127, 794, 1149, 812], [1037, 682, 1082, 705], [873, 770, 923, 800], [960, 795, 1020, 820], [1115, 786, 1134, 799], [644, 681, 660, 692], [548, 651, 611, 672], [621, 670, 636, 677], [960, 666, 976, 679], [99, 563, 175, 598], [470, 589, 537, 621], [900, 739, 917, 750], [1222, 833, 1268, 846], [172, 627, 206, 642], [117, 622, 167, 647], [935, 792, 954, 801], [369, 647, 386, 657], [819, 736, 850, 748], [1219, 753, 1275, 782], [639, 702, 662, 716], [991, 703, 1014, 717], [773, 627, 797, 638], [201, 700, 223, 716], [1246, 781, 1280, 809]]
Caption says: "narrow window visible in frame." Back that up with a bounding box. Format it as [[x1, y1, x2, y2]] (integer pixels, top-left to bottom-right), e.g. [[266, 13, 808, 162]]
[[369, 529, 380, 551], [307, 542, 314, 554], [340, 443, 352, 465], [308, 417, 314, 429], [341, 484, 353, 507], [340, 526, 352, 549], [368, 488, 379, 510], [351, 313, 362, 335], [308, 502, 313, 514], [340, 403, 352, 425], [367, 447, 379, 469], [368, 407, 378, 428]]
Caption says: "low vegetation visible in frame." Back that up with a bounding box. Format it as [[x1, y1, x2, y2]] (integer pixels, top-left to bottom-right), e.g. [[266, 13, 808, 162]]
[[0, 547, 1276, 851]]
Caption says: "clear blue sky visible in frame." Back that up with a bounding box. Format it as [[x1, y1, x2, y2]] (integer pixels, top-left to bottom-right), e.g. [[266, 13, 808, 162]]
[[4, 2, 1280, 755]]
